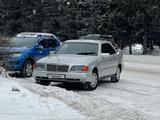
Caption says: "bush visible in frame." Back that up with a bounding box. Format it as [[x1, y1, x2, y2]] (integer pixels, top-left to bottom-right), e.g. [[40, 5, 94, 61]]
[[0, 36, 8, 47]]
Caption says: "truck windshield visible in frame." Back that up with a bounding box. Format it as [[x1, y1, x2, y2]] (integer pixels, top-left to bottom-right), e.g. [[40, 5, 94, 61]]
[[55, 42, 98, 56], [9, 37, 38, 48]]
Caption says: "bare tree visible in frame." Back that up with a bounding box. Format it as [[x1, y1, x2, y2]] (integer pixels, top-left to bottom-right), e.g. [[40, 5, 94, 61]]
[[0, 36, 7, 46], [0, 35, 9, 68]]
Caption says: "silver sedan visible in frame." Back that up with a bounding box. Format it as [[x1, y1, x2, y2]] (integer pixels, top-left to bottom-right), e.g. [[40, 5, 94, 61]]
[[33, 39, 123, 90]]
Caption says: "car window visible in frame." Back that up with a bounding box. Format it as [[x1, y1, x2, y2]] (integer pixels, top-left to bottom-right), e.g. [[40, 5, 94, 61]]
[[56, 42, 98, 56], [9, 37, 38, 48], [101, 43, 116, 55], [48, 39, 57, 48], [38, 39, 48, 48]]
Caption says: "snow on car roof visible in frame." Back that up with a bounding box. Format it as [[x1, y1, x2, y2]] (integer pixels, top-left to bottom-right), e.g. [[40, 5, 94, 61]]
[[16, 32, 55, 38], [65, 39, 111, 44]]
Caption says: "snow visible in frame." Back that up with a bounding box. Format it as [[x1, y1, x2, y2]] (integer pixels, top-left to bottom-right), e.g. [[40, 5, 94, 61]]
[[16, 79, 149, 120], [151, 46, 160, 56], [0, 76, 87, 120], [122, 45, 160, 56], [14, 55, 160, 120], [123, 55, 160, 65], [1, 55, 160, 120], [122, 44, 143, 55]]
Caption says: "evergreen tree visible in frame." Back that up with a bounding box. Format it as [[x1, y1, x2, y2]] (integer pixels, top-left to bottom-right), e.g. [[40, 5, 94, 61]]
[[0, 0, 160, 52]]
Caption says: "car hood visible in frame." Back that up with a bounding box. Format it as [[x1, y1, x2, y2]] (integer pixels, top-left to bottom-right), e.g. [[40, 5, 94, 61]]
[[38, 54, 97, 65], [0, 47, 29, 53]]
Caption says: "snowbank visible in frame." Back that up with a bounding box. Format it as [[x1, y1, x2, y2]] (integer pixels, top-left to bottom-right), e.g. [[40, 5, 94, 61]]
[[0, 76, 87, 120], [122, 45, 160, 56], [122, 44, 143, 55], [123, 55, 160, 74], [0, 66, 9, 77], [124, 55, 160, 65], [151, 46, 160, 56]]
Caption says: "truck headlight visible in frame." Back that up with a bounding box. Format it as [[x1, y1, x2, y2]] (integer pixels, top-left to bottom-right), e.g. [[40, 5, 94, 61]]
[[70, 65, 89, 72], [35, 63, 45, 70]]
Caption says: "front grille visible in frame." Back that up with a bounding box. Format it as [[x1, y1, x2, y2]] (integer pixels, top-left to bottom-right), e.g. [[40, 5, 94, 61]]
[[47, 64, 69, 72]]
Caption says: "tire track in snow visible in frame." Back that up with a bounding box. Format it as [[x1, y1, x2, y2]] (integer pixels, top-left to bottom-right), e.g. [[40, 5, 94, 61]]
[[15, 79, 149, 120]]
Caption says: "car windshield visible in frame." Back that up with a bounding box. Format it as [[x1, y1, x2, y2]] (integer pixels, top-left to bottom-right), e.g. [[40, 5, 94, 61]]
[[9, 37, 38, 48], [55, 42, 98, 56]]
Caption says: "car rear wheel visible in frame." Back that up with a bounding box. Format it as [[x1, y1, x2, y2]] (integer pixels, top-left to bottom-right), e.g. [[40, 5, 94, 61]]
[[87, 71, 99, 90], [111, 67, 121, 82], [21, 60, 33, 77], [36, 79, 51, 86]]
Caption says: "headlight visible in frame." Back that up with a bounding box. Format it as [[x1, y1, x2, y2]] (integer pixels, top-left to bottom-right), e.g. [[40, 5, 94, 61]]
[[70, 65, 89, 72], [35, 63, 45, 70], [12, 53, 21, 57]]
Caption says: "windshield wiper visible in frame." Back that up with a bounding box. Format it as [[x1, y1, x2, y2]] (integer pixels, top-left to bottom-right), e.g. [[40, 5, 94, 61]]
[[77, 52, 96, 55]]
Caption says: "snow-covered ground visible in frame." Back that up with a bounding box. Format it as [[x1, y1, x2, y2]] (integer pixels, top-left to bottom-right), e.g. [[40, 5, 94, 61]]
[[122, 45, 160, 56], [0, 76, 87, 120], [151, 46, 160, 56], [1, 55, 160, 120], [122, 44, 143, 55]]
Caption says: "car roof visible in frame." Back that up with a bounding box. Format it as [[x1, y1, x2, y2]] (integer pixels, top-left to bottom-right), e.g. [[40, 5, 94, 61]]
[[65, 39, 111, 44], [16, 32, 56, 38]]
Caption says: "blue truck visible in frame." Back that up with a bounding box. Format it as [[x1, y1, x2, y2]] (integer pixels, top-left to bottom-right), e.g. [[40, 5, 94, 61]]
[[0, 32, 61, 77]]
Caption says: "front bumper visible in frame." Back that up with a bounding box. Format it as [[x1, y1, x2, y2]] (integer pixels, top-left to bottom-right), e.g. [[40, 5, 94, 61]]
[[0, 60, 21, 75], [33, 70, 93, 83], [1, 57, 25, 72]]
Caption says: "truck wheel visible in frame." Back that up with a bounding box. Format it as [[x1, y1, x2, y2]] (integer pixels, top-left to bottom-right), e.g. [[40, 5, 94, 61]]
[[36, 79, 51, 86], [87, 71, 99, 90], [111, 67, 121, 82], [21, 60, 33, 77]]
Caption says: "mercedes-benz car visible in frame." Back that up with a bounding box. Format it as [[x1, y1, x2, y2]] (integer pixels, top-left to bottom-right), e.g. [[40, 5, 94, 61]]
[[33, 39, 123, 90]]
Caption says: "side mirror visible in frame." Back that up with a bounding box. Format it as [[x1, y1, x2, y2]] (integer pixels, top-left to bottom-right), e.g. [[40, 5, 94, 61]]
[[102, 53, 110, 58], [36, 45, 43, 51]]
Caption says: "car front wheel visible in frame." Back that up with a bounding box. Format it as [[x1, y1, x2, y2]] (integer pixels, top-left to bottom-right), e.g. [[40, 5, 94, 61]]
[[87, 71, 99, 90], [21, 60, 33, 77], [111, 67, 121, 82]]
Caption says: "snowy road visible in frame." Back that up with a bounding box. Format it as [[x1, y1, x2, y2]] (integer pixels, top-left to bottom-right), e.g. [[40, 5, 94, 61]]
[[1, 55, 160, 120]]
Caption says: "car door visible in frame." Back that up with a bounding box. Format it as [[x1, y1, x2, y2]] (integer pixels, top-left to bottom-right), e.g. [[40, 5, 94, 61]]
[[48, 38, 58, 54], [34, 39, 49, 61], [101, 43, 118, 77]]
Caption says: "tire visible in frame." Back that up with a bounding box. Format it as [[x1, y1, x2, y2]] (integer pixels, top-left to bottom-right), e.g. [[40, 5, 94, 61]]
[[111, 67, 121, 82], [87, 71, 99, 90], [36, 79, 51, 86], [21, 60, 33, 77]]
